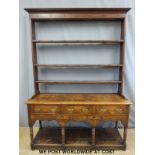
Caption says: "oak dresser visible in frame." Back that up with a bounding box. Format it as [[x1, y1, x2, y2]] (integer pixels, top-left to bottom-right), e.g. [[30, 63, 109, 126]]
[[25, 8, 132, 150]]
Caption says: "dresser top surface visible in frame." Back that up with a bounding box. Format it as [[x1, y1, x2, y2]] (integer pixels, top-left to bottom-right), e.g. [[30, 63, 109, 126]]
[[26, 93, 132, 105]]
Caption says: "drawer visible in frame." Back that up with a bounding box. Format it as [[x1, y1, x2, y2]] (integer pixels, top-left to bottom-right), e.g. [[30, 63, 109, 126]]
[[96, 105, 128, 115], [31, 113, 69, 120], [32, 105, 61, 114], [63, 105, 94, 115], [68, 115, 88, 120]]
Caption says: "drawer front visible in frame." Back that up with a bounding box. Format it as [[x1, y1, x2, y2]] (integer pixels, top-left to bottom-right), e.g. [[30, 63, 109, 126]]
[[96, 105, 128, 115], [31, 113, 68, 120], [32, 105, 61, 114], [63, 105, 94, 115]]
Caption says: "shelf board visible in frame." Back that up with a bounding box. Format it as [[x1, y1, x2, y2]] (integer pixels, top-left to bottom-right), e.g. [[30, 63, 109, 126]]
[[32, 127, 125, 150], [32, 40, 124, 45], [25, 8, 131, 12], [35, 80, 122, 84], [65, 127, 92, 145], [34, 64, 123, 68]]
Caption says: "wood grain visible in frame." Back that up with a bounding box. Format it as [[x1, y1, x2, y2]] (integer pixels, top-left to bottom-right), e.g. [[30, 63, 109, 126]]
[[26, 93, 131, 105]]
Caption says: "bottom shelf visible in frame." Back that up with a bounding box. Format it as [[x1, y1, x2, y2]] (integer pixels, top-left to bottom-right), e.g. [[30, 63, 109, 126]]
[[33, 127, 125, 150]]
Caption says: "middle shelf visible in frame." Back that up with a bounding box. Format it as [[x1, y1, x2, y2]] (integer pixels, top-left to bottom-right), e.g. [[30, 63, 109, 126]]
[[32, 40, 124, 45], [35, 80, 122, 85], [34, 64, 123, 68]]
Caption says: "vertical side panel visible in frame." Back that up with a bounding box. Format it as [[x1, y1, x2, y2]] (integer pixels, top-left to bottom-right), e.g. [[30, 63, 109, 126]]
[[30, 19, 39, 94], [118, 19, 125, 94]]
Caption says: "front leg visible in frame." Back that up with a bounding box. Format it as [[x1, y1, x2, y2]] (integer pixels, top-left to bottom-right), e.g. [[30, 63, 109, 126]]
[[30, 126, 34, 150], [115, 121, 118, 128], [27, 105, 35, 150], [39, 120, 42, 128], [61, 127, 65, 146], [121, 120, 128, 150], [123, 127, 127, 150], [92, 127, 95, 146]]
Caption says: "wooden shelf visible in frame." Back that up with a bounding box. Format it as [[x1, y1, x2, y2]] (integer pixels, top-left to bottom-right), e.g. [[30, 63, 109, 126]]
[[33, 127, 125, 150], [35, 80, 122, 84], [25, 8, 131, 21], [65, 127, 92, 145], [34, 64, 123, 68], [32, 40, 124, 45], [25, 8, 131, 12]]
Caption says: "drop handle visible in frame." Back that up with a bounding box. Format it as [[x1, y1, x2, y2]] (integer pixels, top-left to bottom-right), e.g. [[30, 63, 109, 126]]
[[50, 108, 57, 113], [88, 116, 98, 119], [82, 108, 89, 113], [67, 108, 74, 113], [100, 108, 107, 113], [115, 108, 123, 113]]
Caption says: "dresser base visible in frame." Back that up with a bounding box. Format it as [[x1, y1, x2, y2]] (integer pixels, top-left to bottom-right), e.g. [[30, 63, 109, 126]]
[[31, 127, 126, 150], [26, 93, 131, 151]]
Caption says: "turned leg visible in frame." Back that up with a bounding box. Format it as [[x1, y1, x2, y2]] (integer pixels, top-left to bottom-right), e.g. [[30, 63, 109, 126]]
[[39, 120, 42, 128], [61, 127, 65, 146], [123, 127, 127, 150], [92, 127, 95, 146], [123, 127, 127, 143], [30, 126, 34, 150], [115, 121, 118, 128]]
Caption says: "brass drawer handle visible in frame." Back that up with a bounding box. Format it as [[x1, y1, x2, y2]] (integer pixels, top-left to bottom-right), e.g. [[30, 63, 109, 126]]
[[82, 108, 89, 113], [50, 108, 57, 113], [100, 108, 107, 113], [115, 108, 123, 113], [88, 116, 98, 119], [67, 107, 74, 113], [34, 107, 40, 112]]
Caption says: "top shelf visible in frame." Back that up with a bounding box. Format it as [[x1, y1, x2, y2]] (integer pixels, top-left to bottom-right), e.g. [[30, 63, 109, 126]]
[[25, 8, 131, 12], [32, 40, 124, 45], [25, 8, 131, 21]]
